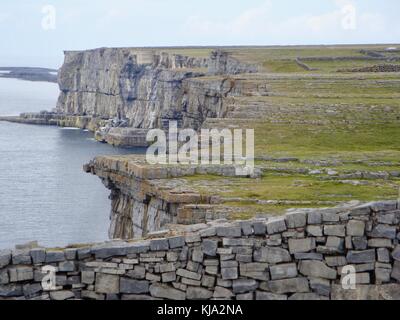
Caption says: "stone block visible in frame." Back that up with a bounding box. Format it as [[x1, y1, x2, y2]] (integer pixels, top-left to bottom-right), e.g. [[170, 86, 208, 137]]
[[199, 227, 216, 238], [288, 238, 316, 254], [377, 248, 390, 263], [202, 239, 218, 256], [306, 225, 323, 237], [92, 243, 127, 259], [309, 277, 330, 296], [236, 292, 254, 300], [324, 225, 345, 237], [120, 278, 149, 294], [81, 290, 105, 300], [299, 261, 337, 279], [391, 261, 400, 282], [181, 278, 201, 286], [266, 218, 287, 234], [8, 266, 34, 282], [369, 224, 397, 239], [220, 267, 237, 280], [176, 269, 202, 280], [30, 248, 46, 264], [294, 252, 323, 261], [185, 234, 201, 243], [352, 237, 368, 250], [77, 247, 91, 260], [64, 248, 77, 260], [12, 250, 32, 265], [201, 275, 215, 288], [346, 220, 365, 236], [256, 291, 287, 300], [289, 293, 328, 300], [375, 268, 391, 284], [368, 238, 392, 248], [240, 222, 253, 236], [45, 250, 65, 263], [145, 273, 161, 282], [346, 250, 375, 264], [216, 226, 242, 238], [322, 211, 340, 222], [325, 256, 347, 267], [161, 271, 176, 283], [149, 283, 186, 300], [95, 273, 120, 294], [0, 284, 22, 297], [232, 279, 258, 294], [0, 250, 11, 268], [392, 245, 400, 261], [307, 211, 322, 225], [168, 236, 185, 249], [49, 290, 75, 300], [285, 211, 307, 228], [205, 266, 218, 275], [254, 247, 291, 264], [187, 286, 213, 300], [81, 271, 95, 284], [269, 263, 298, 280], [222, 238, 254, 246], [267, 277, 309, 294], [0, 270, 9, 285], [150, 239, 169, 251], [213, 286, 234, 298], [252, 222, 267, 235], [58, 261, 75, 272], [126, 241, 150, 254], [22, 283, 42, 298], [221, 260, 238, 268]]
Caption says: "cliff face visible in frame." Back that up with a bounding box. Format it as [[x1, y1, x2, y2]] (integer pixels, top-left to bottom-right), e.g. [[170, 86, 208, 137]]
[[56, 48, 257, 136], [83, 155, 246, 239]]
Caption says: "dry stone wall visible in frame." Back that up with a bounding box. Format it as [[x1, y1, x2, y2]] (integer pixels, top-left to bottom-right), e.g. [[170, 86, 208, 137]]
[[1, 200, 399, 300]]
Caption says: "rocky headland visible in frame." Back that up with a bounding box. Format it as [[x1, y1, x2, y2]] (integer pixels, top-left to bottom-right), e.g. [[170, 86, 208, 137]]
[[0, 67, 57, 83]]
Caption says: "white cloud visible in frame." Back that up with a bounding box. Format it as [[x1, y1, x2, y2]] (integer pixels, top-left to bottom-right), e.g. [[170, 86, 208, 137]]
[[183, 0, 393, 44], [185, 1, 272, 37]]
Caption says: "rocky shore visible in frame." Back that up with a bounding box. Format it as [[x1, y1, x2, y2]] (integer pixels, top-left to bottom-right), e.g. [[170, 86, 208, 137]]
[[0, 67, 57, 83]]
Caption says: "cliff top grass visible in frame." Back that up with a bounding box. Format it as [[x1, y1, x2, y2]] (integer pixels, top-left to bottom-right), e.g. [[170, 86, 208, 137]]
[[174, 45, 400, 217]]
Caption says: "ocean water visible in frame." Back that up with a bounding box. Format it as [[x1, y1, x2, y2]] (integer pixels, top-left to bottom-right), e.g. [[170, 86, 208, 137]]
[[0, 78, 143, 249]]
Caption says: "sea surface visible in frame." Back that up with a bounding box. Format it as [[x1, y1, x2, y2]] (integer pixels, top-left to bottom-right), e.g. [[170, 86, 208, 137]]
[[0, 78, 143, 249]]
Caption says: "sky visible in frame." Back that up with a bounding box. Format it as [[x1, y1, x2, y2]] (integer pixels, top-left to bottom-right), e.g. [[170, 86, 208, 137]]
[[0, 0, 399, 68]]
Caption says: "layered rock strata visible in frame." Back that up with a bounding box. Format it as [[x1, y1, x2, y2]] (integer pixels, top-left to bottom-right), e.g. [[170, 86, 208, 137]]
[[84, 155, 257, 239], [0, 48, 258, 147]]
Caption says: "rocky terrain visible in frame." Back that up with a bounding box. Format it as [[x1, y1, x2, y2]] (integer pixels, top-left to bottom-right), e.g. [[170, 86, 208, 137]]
[[0, 67, 57, 83]]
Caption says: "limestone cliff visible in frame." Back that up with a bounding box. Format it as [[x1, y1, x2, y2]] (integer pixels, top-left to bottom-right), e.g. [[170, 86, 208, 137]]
[[55, 48, 258, 145], [84, 155, 252, 239]]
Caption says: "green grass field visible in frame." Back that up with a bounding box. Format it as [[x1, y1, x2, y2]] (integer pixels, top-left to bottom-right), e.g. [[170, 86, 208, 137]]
[[175, 45, 400, 217]]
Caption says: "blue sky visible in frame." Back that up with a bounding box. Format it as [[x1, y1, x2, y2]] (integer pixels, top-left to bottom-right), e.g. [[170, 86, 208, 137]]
[[0, 0, 399, 68]]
